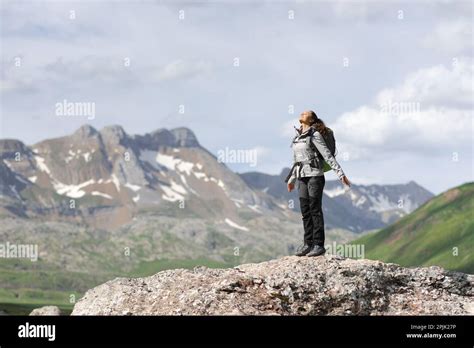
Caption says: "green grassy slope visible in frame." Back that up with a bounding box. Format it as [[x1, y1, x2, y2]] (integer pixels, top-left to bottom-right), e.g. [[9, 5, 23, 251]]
[[351, 182, 474, 274]]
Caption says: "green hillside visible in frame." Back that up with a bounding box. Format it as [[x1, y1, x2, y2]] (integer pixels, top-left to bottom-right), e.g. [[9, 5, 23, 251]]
[[351, 182, 474, 274]]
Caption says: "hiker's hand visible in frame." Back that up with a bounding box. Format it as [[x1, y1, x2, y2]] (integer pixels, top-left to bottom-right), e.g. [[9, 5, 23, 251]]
[[287, 183, 295, 192], [340, 175, 351, 187]]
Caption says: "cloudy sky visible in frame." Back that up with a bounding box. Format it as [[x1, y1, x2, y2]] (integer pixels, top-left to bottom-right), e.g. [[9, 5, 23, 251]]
[[1, 0, 472, 194]]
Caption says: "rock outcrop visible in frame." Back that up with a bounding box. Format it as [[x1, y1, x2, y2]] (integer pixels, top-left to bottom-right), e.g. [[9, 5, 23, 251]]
[[71, 255, 474, 315], [29, 306, 62, 316]]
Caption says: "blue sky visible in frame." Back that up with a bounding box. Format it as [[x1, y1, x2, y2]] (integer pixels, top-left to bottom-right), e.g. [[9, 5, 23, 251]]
[[1, 0, 473, 194]]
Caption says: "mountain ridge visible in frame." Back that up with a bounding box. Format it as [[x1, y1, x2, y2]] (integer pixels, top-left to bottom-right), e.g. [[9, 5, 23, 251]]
[[2, 123, 433, 234], [1, 124, 286, 230], [239, 168, 434, 232], [352, 182, 474, 273]]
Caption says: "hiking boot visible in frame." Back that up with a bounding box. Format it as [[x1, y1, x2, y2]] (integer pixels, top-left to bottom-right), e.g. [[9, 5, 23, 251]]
[[307, 244, 326, 257], [295, 243, 313, 257]]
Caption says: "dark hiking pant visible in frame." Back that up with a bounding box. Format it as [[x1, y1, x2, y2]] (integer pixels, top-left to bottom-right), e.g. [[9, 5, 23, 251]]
[[298, 175, 325, 247]]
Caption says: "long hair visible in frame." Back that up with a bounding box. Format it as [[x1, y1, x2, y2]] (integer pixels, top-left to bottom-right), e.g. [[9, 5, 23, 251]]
[[298, 110, 329, 136]]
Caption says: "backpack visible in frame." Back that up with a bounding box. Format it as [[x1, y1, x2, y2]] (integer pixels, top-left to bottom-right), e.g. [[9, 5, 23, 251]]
[[307, 126, 337, 172]]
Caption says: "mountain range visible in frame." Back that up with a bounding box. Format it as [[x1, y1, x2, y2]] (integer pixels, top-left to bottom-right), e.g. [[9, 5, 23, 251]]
[[0, 124, 286, 231], [239, 169, 433, 232], [0, 124, 436, 312], [1, 124, 433, 234]]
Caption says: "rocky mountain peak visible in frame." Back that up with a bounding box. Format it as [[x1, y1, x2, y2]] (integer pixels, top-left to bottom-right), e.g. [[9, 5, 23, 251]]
[[0, 139, 30, 158], [0, 139, 30, 159], [134, 127, 200, 150], [170, 127, 200, 147], [71, 255, 473, 315], [151, 128, 175, 145], [73, 124, 99, 139], [100, 125, 128, 145]]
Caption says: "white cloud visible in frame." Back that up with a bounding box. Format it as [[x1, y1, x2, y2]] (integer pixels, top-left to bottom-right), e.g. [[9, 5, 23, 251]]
[[155, 59, 213, 81], [1, 0, 473, 194], [423, 19, 473, 55], [375, 61, 472, 108], [333, 59, 473, 160]]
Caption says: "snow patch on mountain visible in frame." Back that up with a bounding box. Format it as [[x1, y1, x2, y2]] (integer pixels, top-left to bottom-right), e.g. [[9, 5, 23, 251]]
[[169, 179, 187, 195], [324, 186, 347, 198], [325, 184, 418, 214], [224, 218, 249, 231], [124, 183, 141, 192], [355, 195, 367, 207], [248, 204, 262, 213], [34, 155, 97, 198], [232, 198, 243, 208], [54, 179, 95, 198], [3, 159, 12, 169], [194, 172, 207, 180], [160, 183, 185, 202], [91, 191, 113, 199], [211, 177, 224, 186], [32, 154, 128, 199], [34, 155, 52, 175], [368, 193, 397, 212], [65, 150, 75, 164], [110, 174, 121, 192], [64, 149, 92, 163], [178, 174, 198, 196], [140, 150, 195, 176]]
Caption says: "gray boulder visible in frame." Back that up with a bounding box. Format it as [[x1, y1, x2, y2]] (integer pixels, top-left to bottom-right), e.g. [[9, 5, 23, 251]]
[[29, 305, 62, 316], [71, 255, 474, 316]]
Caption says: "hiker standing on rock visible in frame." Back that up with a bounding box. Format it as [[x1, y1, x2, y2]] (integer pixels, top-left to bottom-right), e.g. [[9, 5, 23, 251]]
[[285, 110, 351, 257]]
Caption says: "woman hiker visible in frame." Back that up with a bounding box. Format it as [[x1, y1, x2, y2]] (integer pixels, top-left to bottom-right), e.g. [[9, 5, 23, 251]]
[[286, 110, 351, 257]]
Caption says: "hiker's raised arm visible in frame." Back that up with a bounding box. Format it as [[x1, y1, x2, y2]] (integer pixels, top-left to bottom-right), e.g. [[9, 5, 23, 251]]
[[311, 132, 345, 180]]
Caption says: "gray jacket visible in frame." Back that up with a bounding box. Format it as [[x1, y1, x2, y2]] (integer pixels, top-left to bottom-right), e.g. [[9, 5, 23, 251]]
[[287, 127, 345, 184]]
